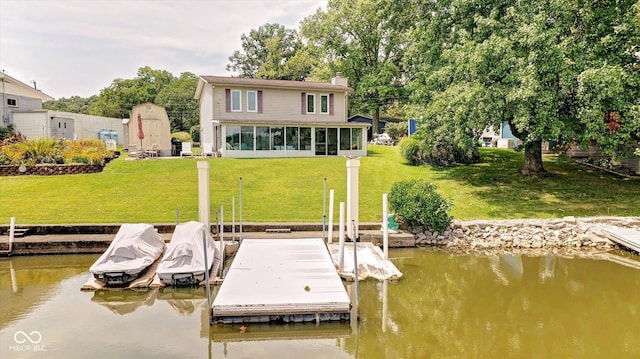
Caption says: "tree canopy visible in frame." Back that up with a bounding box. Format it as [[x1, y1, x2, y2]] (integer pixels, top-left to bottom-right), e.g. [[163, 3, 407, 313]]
[[404, 0, 640, 175], [44, 66, 199, 132]]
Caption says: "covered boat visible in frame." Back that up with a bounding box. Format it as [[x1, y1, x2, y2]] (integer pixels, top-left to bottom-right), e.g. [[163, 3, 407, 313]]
[[156, 221, 219, 286], [89, 223, 165, 286]]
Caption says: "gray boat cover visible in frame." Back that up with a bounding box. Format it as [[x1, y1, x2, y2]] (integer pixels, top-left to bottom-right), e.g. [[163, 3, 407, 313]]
[[156, 221, 219, 279], [90, 223, 165, 276]]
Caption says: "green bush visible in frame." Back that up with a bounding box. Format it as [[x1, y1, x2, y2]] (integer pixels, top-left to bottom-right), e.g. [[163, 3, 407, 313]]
[[398, 137, 424, 165], [171, 131, 191, 142], [385, 121, 408, 141], [190, 125, 200, 143], [0, 125, 14, 141], [388, 179, 453, 233], [0, 138, 110, 166]]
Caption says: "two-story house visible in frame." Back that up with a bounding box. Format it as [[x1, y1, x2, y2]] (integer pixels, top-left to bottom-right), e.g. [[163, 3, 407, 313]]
[[194, 74, 369, 158]]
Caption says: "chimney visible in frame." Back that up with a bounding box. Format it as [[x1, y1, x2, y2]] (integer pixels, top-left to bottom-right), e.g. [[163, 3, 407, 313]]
[[331, 72, 348, 87]]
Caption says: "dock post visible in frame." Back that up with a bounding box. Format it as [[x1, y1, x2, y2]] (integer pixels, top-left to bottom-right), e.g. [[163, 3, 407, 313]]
[[9, 217, 15, 254], [328, 189, 335, 243], [346, 157, 360, 239], [219, 205, 224, 278], [202, 229, 212, 318], [352, 220, 359, 306], [382, 193, 389, 259], [322, 178, 327, 242], [232, 196, 236, 242], [339, 202, 345, 272], [239, 177, 243, 245], [197, 161, 211, 230]]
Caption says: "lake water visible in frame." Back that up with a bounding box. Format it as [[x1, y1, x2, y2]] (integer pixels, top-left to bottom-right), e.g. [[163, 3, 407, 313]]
[[2, 248, 640, 358]]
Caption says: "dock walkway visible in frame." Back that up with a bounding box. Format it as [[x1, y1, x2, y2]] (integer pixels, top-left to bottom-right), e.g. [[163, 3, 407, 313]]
[[211, 238, 351, 324], [602, 225, 640, 253]]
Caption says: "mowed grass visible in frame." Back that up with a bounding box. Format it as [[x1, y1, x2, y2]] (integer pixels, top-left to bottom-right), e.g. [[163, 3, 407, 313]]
[[0, 145, 638, 225]]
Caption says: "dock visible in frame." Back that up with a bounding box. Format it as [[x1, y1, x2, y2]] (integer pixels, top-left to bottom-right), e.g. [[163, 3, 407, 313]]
[[327, 242, 403, 281], [211, 238, 351, 324], [601, 225, 640, 253]]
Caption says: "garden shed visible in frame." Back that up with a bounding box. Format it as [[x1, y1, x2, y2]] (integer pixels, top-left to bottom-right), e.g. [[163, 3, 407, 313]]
[[126, 103, 172, 157]]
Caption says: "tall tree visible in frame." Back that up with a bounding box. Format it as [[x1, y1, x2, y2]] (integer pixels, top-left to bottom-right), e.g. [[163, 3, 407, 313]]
[[226, 23, 313, 80], [301, 0, 415, 132], [406, 0, 639, 176], [155, 72, 199, 132], [43, 95, 97, 114]]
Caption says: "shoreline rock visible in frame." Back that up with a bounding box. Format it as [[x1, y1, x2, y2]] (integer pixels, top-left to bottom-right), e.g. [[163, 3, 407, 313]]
[[413, 216, 640, 251]]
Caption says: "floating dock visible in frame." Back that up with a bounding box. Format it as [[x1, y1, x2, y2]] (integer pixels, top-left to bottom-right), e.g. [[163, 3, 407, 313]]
[[211, 238, 351, 324], [601, 225, 640, 253]]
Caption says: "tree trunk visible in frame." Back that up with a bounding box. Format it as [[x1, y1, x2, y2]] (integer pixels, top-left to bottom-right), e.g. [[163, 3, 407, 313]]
[[373, 106, 380, 135], [520, 140, 545, 176]]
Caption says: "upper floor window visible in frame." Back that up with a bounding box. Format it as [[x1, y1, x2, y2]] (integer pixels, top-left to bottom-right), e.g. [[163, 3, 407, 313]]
[[7, 98, 17, 107], [247, 90, 257, 112], [231, 90, 241, 112], [320, 94, 329, 114], [306, 93, 315, 114]]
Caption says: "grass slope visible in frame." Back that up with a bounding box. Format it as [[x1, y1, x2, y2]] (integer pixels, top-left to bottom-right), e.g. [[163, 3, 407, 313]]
[[0, 146, 638, 224]]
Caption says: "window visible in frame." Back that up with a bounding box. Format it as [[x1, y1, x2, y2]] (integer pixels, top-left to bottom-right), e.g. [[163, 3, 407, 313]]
[[352, 128, 363, 150], [240, 126, 255, 150], [247, 91, 257, 112], [226, 126, 240, 149], [271, 127, 284, 150], [256, 126, 269, 150], [320, 95, 329, 114], [231, 90, 241, 112], [7, 98, 17, 107], [340, 128, 351, 150], [306, 93, 315, 114], [286, 127, 299, 150], [300, 127, 312, 150]]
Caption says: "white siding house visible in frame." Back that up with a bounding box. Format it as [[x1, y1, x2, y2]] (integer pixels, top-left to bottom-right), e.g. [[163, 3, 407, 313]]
[[1, 72, 53, 126], [194, 75, 369, 158]]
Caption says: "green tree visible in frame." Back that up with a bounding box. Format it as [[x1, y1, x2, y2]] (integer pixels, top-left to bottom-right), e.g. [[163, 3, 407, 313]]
[[406, 0, 640, 176], [226, 23, 314, 80], [300, 0, 414, 132], [43, 95, 97, 114], [155, 72, 199, 131], [88, 66, 175, 118]]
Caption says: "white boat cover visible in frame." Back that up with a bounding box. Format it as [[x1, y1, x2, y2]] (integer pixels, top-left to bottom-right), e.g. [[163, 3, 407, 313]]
[[90, 223, 165, 276], [156, 221, 219, 281]]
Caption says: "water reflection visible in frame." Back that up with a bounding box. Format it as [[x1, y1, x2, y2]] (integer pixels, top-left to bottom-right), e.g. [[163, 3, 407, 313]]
[[2, 250, 640, 358], [91, 289, 157, 315]]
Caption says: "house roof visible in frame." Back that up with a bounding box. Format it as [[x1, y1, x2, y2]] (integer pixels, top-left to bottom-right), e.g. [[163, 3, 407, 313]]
[[195, 75, 351, 99], [348, 114, 405, 123], [0, 72, 54, 101]]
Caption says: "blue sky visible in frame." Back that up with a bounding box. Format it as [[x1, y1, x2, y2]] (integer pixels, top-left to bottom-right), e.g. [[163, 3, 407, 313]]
[[0, 0, 325, 99]]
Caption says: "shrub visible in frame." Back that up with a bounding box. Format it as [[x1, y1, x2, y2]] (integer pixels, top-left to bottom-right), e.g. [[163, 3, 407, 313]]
[[385, 121, 408, 141], [171, 131, 191, 142], [0, 138, 111, 166], [388, 179, 453, 233], [398, 137, 424, 165], [0, 125, 14, 141], [190, 125, 200, 143]]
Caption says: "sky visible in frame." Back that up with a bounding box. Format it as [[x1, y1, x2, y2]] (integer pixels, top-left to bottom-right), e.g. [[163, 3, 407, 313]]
[[0, 0, 326, 99]]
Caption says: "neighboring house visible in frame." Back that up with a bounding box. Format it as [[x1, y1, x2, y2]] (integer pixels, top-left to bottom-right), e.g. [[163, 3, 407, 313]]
[[2, 72, 125, 144], [480, 121, 522, 148], [12, 110, 125, 145], [348, 114, 404, 140], [1, 71, 53, 126], [194, 74, 369, 158], [125, 103, 172, 156]]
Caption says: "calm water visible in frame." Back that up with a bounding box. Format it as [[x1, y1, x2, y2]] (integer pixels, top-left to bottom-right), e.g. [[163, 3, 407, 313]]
[[2, 249, 640, 358]]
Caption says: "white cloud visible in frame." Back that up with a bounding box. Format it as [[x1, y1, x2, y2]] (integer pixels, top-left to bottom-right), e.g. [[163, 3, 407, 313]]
[[0, 0, 325, 98]]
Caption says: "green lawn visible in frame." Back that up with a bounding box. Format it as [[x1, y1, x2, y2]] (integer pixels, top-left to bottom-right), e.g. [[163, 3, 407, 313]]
[[0, 146, 638, 224]]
